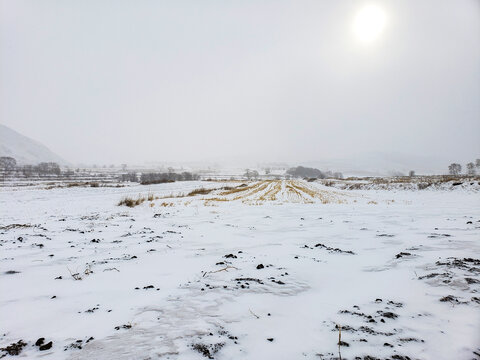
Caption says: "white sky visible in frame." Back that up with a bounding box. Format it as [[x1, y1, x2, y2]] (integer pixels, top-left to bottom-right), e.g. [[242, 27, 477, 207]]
[[1, 0, 479, 165]]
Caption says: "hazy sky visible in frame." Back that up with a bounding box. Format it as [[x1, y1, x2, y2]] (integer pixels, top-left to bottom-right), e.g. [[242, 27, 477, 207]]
[[1, 0, 479, 165]]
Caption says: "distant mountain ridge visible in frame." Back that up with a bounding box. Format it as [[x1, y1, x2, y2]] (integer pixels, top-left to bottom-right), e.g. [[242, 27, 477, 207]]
[[0, 124, 67, 165]]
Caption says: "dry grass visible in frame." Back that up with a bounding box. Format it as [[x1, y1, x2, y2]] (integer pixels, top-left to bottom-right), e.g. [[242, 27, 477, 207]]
[[258, 181, 282, 201], [157, 185, 234, 200], [159, 202, 174, 207], [203, 197, 230, 206], [289, 182, 317, 198], [118, 195, 146, 207], [285, 183, 313, 203], [234, 181, 270, 201], [146, 180, 352, 206], [220, 183, 253, 196], [187, 187, 214, 196]]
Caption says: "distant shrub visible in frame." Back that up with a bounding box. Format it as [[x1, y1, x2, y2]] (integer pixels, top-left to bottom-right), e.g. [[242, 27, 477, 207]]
[[286, 166, 325, 179], [417, 183, 431, 190], [120, 172, 138, 182], [139, 172, 199, 185], [66, 182, 102, 188]]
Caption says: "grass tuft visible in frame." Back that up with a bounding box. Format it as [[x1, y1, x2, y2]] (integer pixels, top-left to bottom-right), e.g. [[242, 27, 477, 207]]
[[118, 195, 146, 207]]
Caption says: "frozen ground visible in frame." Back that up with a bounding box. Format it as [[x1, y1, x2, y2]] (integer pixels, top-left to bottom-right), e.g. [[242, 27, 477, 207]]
[[0, 180, 479, 359]]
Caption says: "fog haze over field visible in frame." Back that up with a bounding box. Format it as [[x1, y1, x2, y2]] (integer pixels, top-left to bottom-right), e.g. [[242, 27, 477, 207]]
[[1, 0, 479, 171]]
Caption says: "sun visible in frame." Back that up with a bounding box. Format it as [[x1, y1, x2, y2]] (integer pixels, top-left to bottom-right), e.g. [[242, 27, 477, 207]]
[[353, 5, 386, 43]]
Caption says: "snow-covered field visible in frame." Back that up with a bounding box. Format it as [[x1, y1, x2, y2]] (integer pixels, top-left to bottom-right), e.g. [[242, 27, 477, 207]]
[[1, 180, 479, 359]]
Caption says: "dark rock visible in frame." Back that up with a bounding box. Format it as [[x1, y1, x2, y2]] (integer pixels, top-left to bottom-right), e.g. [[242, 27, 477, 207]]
[[35, 338, 45, 346], [379, 311, 398, 319], [4, 270, 20, 275], [0, 340, 27, 356], [114, 324, 132, 330], [387, 300, 403, 307], [191, 343, 224, 359], [314, 243, 355, 255], [440, 295, 459, 303], [256, 264, 264, 270], [235, 277, 264, 284], [39, 341, 53, 351]]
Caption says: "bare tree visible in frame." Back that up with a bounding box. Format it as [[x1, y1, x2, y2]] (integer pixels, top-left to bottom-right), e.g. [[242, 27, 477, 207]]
[[0, 156, 17, 172], [466, 162, 476, 176], [244, 169, 259, 179], [448, 163, 462, 175], [36, 162, 61, 176], [22, 165, 34, 178]]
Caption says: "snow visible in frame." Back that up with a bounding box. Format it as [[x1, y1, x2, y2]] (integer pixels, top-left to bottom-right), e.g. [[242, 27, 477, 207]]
[[0, 180, 479, 359]]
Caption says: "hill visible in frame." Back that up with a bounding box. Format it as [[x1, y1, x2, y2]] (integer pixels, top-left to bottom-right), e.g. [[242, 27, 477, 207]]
[[0, 124, 67, 165]]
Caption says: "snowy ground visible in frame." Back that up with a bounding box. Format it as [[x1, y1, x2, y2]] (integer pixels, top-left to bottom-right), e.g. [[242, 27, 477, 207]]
[[1, 180, 479, 360]]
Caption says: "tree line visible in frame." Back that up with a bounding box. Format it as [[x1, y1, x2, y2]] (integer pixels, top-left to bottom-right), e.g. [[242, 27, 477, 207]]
[[122, 172, 200, 185], [0, 157, 61, 177], [448, 159, 480, 176], [285, 166, 343, 179]]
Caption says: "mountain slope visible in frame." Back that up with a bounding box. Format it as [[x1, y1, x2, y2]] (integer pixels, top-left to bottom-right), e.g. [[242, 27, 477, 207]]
[[0, 124, 67, 165]]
